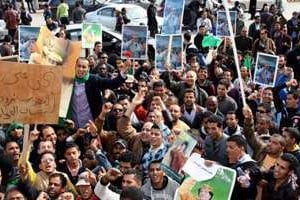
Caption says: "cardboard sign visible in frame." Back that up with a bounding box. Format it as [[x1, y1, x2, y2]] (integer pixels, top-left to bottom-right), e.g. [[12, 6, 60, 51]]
[[0, 61, 62, 123]]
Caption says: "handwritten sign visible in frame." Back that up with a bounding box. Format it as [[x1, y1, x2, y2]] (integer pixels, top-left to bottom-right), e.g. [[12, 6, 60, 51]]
[[0, 61, 62, 123]]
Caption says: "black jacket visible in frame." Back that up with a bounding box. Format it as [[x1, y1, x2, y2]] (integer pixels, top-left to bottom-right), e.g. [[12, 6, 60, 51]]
[[230, 156, 262, 200], [80, 73, 125, 119], [262, 171, 298, 200]]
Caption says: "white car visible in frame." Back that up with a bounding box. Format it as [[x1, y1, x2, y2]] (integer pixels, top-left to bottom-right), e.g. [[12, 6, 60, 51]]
[[0, 20, 8, 41], [227, 0, 287, 12], [85, 4, 163, 30]]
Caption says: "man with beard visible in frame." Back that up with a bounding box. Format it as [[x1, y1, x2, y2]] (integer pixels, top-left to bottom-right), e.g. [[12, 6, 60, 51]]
[[181, 89, 204, 128], [275, 55, 294, 86], [164, 70, 208, 107], [36, 173, 67, 200]]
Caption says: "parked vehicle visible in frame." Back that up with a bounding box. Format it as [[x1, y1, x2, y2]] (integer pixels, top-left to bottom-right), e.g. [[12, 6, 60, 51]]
[[85, 4, 163, 30], [0, 20, 8, 41]]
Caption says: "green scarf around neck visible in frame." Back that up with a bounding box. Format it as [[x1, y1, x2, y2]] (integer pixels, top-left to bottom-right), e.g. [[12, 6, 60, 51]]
[[75, 72, 90, 83]]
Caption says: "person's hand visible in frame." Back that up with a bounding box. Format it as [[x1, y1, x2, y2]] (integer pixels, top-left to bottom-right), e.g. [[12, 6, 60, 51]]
[[204, 160, 215, 167], [36, 192, 50, 200], [98, 167, 107, 180], [85, 168, 97, 186], [286, 78, 298, 87], [0, 192, 4, 200], [104, 89, 113, 99], [19, 163, 29, 181], [237, 170, 251, 188], [90, 138, 101, 152], [105, 168, 123, 182], [132, 89, 146, 106], [64, 119, 75, 129], [29, 124, 39, 143], [168, 132, 176, 144], [101, 102, 113, 115], [243, 105, 253, 120], [75, 128, 88, 137], [118, 62, 128, 75], [165, 63, 171, 72], [85, 120, 98, 136]]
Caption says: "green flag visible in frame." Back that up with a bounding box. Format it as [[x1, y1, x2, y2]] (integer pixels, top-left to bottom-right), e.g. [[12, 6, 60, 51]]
[[243, 54, 252, 69], [202, 35, 222, 48]]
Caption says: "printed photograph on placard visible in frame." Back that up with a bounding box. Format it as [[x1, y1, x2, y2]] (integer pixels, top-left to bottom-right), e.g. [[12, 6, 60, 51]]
[[161, 0, 185, 35], [216, 11, 237, 37], [121, 25, 147, 59], [175, 154, 236, 200], [161, 131, 197, 183], [82, 22, 102, 49], [19, 26, 40, 62], [155, 34, 183, 71], [253, 52, 279, 87]]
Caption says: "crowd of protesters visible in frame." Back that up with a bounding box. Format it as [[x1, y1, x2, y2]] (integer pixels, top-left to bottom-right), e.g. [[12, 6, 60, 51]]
[[1, 0, 300, 200]]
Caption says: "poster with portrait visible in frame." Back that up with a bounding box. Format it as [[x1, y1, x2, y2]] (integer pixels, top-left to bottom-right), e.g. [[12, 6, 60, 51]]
[[161, 132, 197, 183], [155, 34, 183, 72], [253, 52, 279, 87], [161, 0, 185, 35], [19, 26, 41, 62], [121, 25, 147, 60], [31, 26, 82, 118], [216, 11, 237, 37], [174, 153, 236, 200], [82, 22, 102, 49]]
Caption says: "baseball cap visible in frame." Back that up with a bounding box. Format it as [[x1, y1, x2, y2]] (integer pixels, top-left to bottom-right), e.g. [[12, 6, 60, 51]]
[[114, 139, 128, 149], [76, 172, 91, 186], [125, 75, 135, 83]]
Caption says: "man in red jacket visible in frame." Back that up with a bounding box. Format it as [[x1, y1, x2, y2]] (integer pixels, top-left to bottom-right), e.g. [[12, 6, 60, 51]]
[[4, 4, 19, 45]]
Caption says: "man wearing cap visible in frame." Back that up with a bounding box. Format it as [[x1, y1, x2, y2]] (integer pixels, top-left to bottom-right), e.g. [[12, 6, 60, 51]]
[[76, 172, 99, 200], [114, 75, 136, 100], [4, 123, 24, 148]]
